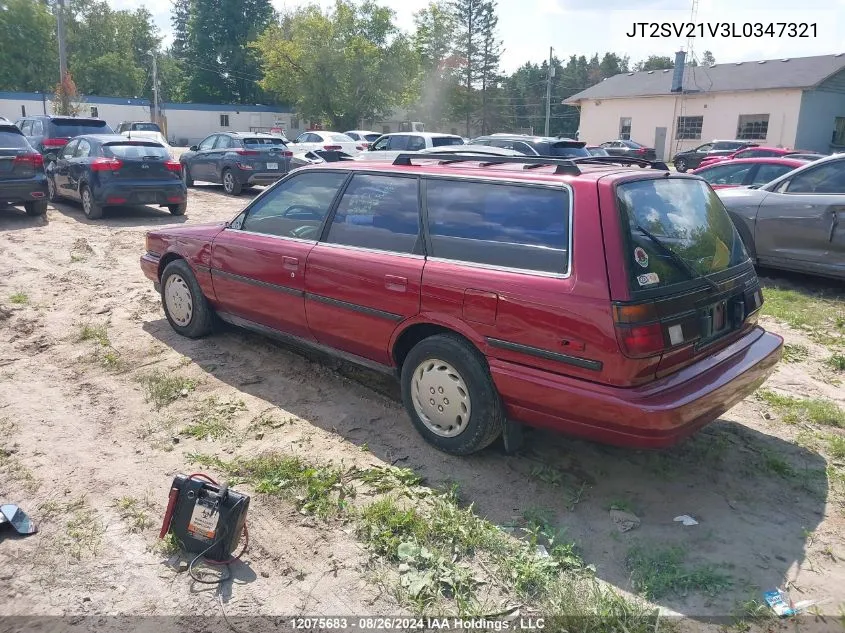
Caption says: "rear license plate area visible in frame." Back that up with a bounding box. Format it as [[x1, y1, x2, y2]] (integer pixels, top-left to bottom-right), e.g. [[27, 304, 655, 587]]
[[266, 162, 278, 170], [136, 192, 157, 204], [696, 294, 746, 348]]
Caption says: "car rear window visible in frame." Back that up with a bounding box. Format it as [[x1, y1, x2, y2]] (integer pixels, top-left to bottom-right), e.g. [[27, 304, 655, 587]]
[[0, 128, 27, 148], [50, 119, 111, 137], [330, 133, 354, 142], [425, 179, 570, 274], [131, 123, 161, 132], [431, 136, 465, 147], [243, 137, 287, 147], [364, 133, 381, 142], [616, 178, 747, 292], [549, 141, 590, 158], [102, 142, 169, 159]]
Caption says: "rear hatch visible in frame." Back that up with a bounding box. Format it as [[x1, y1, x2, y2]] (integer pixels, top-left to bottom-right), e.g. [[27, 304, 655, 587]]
[[237, 137, 292, 172], [549, 140, 590, 158], [46, 118, 112, 146], [101, 141, 180, 180], [0, 126, 42, 180], [600, 174, 763, 385]]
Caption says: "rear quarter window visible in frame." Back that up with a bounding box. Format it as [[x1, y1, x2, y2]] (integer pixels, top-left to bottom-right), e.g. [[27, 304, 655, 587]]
[[425, 179, 570, 275], [0, 128, 27, 149], [431, 136, 464, 147]]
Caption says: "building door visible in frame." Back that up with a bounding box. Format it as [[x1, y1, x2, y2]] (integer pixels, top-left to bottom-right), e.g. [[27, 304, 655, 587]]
[[654, 127, 667, 160]]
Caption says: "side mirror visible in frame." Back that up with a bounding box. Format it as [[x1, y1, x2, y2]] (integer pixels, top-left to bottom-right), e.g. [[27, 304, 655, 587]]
[[189, 145, 198, 152]]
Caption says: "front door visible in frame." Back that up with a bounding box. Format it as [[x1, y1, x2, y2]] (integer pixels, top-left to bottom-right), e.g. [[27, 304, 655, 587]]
[[209, 170, 350, 339], [190, 135, 218, 180], [304, 173, 424, 365], [654, 127, 667, 160]]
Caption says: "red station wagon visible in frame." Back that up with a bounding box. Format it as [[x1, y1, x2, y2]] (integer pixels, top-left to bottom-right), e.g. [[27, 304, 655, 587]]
[[141, 153, 783, 455]]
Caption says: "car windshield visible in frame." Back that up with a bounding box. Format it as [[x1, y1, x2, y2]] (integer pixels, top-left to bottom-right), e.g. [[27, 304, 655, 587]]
[[51, 119, 111, 137], [102, 142, 169, 159], [622, 140, 643, 148], [243, 137, 286, 147], [0, 129, 28, 148], [364, 133, 381, 142], [131, 123, 161, 132], [550, 141, 590, 157], [616, 178, 747, 292], [431, 136, 465, 147], [330, 133, 354, 142]]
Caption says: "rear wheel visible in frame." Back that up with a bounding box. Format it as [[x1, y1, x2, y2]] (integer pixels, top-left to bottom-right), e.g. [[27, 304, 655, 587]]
[[400, 334, 503, 455], [81, 185, 103, 219], [47, 176, 59, 202], [222, 168, 242, 196], [168, 202, 187, 216], [674, 157, 688, 172], [24, 200, 47, 216], [182, 163, 194, 187], [160, 259, 214, 338]]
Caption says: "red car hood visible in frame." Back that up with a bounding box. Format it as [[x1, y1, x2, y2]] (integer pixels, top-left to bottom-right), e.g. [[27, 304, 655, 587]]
[[151, 221, 228, 240]]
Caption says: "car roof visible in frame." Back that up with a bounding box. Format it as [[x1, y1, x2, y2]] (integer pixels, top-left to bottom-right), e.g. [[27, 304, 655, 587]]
[[0, 123, 23, 133], [379, 132, 462, 138], [476, 134, 585, 144], [77, 134, 162, 143], [696, 157, 809, 168], [345, 130, 379, 134]]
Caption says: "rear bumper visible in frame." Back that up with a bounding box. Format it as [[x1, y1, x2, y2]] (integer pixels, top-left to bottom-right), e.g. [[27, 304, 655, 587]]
[[244, 171, 287, 185], [95, 181, 186, 206], [0, 175, 48, 204], [140, 252, 160, 284], [491, 326, 783, 448]]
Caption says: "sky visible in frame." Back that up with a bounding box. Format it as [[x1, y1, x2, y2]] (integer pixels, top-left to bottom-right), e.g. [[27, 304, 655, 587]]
[[110, 0, 845, 73]]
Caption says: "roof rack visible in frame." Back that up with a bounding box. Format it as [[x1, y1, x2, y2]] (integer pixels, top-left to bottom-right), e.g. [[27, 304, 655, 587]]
[[570, 156, 670, 170], [392, 152, 582, 175]]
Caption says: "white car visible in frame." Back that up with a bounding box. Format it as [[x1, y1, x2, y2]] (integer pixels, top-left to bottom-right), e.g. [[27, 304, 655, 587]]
[[120, 130, 173, 157], [367, 132, 465, 153], [354, 144, 521, 162], [291, 131, 363, 154], [343, 130, 381, 149]]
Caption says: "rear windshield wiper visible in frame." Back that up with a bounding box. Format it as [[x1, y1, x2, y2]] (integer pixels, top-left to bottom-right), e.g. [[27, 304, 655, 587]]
[[633, 223, 719, 291]]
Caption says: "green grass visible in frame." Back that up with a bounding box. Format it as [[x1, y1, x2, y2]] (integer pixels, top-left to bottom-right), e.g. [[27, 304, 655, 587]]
[[762, 287, 845, 347], [826, 353, 845, 372], [782, 343, 810, 363], [757, 389, 845, 428], [9, 291, 28, 305], [828, 435, 845, 460], [115, 496, 153, 533], [78, 323, 110, 347], [625, 545, 732, 600], [181, 397, 246, 440], [138, 371, 197, 409]]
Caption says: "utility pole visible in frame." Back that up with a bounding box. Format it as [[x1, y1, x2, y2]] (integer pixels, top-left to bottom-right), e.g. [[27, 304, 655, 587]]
[[57, 0, 67, 83], [150, 51, 158, 125], [544, 46, 554, 137]]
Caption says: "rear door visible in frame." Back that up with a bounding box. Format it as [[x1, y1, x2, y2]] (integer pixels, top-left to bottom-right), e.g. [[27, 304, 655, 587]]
[[210, 170, 349, 339], [68, 138, 93, 198], [52, 139, 78, 195], [304, 173, 423, 365]]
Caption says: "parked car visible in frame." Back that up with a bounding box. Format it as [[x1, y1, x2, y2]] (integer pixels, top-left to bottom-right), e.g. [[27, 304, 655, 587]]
[[14, 115, 113, 156], [355, 143, 522, 162], [716, 154, 845, 280], [672, 140, 758, 172], [472, 134, 590, 158], [0, 123, 48, 216], [180, 132, 293, 195], [45, 135, 186, 219], [599, 140, 657, 160], [781, 153, 827, 162], [140, 152, 782, 455], [586, 145, 610, 157], [343, 130, 381, 149], [692, 157, 810, 189], [292, 131, 363, 155], [368, 132, 465, 152], [698, 146, 811, 169], [115, 121, 163, 135]]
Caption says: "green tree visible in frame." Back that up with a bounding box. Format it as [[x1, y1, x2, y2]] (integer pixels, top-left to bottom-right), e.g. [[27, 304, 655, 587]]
[[478, 1, 500, 135], [253, 1, 418, 130], [633, 55, 675, 71], [450, 0, 485, 136], [0, 0, 57, 92], [411, 2, 459, 128], [701, 50, 716, 66]]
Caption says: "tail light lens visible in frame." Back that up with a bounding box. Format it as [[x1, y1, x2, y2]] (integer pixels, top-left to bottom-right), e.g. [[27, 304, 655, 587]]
[[13, 153, 44, 168], [42, 138, 68, 147], [235, 149, 259, 156], [236, 162, 254, 170], [164, 160, 182, 173], [637, 147, 647, 155], [323, 145, 342, 150], [91, 157, 123, 171], [282, 151, 293, 157], [613, 302, 667, 358]]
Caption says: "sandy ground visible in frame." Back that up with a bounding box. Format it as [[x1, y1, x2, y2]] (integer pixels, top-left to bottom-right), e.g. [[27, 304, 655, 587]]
[[0, 183, 843, 625]]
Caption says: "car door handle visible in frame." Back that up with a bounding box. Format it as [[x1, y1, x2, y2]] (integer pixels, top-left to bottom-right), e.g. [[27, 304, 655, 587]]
[[283, 256, 299, 270], [385, 275, 407, 292]]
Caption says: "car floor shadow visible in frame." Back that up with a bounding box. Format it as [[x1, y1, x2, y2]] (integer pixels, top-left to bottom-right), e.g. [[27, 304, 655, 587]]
[[49, 200, 188, 227], [143, 318, 829, 619], [0, 204, 49, 232]]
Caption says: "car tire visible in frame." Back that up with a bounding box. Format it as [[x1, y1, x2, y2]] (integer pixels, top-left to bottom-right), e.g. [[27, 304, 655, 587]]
[[674, 158, 688, 172], [222, 168, 242, 196], [47, 176, 60, 202], [182, 163, 194, 187], [160, 259, 214, 338], [400, 334, 503, 455], [24, 200, 48, 216], [168, 202, 187, 216], [80, 185, 103, 220]]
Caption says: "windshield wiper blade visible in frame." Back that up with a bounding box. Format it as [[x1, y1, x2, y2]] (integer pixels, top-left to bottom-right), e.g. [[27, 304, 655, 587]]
[[633, 224, 719, 291]]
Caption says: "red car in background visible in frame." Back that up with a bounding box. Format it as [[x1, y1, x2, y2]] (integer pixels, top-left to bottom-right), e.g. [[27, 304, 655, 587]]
[[692, 157, 809, 189], [698, 146, 806, 169]]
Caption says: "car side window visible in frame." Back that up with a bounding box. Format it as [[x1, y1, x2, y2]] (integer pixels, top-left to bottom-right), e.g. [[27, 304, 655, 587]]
[[19, 120, 32, 135], [407, 135, 425, 151], [425, 179, 570, 275], [370, 136, 389, 151], [700, 163, 754, 185], [325, 174, 420, 254], [388, 135, 409, 151], [74, 140, 92, 158], [697, 144, 713, 152], [214, 135, 233, 149], [752, 164, 795, 186], [31, 120, 43, 136], [239, 171, 348, 238], [198, 135, 217, 150], [513, 141, 537, 155], [60, 140, 78, 159], [786, 161, 845, 194]]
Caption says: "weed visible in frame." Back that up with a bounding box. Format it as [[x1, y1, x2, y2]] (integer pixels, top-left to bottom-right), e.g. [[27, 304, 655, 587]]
[[762, 287, 845, 347], [782, 343, 809, 363], [0, 446, 39, 492], [101, 348, 125, 371], [757, 389, 845, 427], [826, 353, 845, 372], [181, 397, 246, 440], [9, 291, 28, 305], [247, 410, 289, 432], [608, 499, 636, 514], [78, 323, 110, 347], [761, 450, 796, 478], [70, 253, 86, 263], [155, 531, 181, 556], [139, 371, 197, 409], [115, 496, 153, 533], [523, 507, 556, 533], [530, 463, 564, 486], [625, 545, 732, 599], [60, 500, 102, 559], [353, 465, 423, 494], [829, 435, 845, 460]]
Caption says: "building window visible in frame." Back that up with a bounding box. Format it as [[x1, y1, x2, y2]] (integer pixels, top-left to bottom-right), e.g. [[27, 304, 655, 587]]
[[736, 114, 769, 140], [832, 117, 845, 145], [619, 117, 632, 140], [20, 105, 26, 116], [90, 106, 98, 118], [220, 114, 229, 127], [677, 116, 703, 140], [290, 117, 299, 130]]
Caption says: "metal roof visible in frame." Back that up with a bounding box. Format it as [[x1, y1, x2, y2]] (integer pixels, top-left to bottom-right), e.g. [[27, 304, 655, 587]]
[[564, 54, 845, 102]]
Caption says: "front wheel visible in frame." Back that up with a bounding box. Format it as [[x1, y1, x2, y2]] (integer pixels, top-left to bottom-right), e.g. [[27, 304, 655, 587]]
[[400, 334, 503, 455], [160, 259, 214, 338], [222, 168, 242, 196], [674, 158, 688, 172], [182, 163, 194, 187]]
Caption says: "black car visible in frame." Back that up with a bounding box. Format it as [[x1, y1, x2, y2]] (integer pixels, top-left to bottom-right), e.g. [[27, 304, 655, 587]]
[[45, 135, 186, 220], [0, 123, 48, 216], [14, 115, 113, 156], [599, 139, 657, 160], [472, 134, 591, 158], [672, 140, 758, 172], [180, 132, 293, 195]]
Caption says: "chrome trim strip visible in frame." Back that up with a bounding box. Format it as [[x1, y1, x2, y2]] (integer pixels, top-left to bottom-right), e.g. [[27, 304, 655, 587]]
[[212, 268, 303, 297], [316, 241, 425, 260], [304, 292, 403, 322], [486, 337, 602, 371], [225, 228, 318, 245]]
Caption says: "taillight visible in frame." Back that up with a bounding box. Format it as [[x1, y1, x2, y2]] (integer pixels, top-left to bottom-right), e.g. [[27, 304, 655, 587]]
[[637, 147, 647, 155], [282, 151, 293, 157], [164, 160, 182, 173], [13, 153, 44, 168], [91, 157, 122, 171], [235, 149, 259, 156], [613, 302, 667, 358], [323, 145, 342, 150], [42, 138, 68, 147]]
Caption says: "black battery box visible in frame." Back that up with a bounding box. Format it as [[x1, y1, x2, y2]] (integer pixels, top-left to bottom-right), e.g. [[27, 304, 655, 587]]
[[161, 474, 249, 561]]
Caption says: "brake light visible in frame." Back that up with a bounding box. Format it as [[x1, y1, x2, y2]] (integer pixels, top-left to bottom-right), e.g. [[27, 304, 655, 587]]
[[323, 145, 342, 150], [235, 149, 259, 156], [106, 196, 127, 204], [91, 157, 122, 171], [613, 302, 667, 358], [42, 138, 68, 147], [236, 162, 254, 170], [167, 195, 183, 203], [13, 153, 44, 168], [164, 160, 182, 173], [282, 151, 293, 157], [636, 147, 647, 155]]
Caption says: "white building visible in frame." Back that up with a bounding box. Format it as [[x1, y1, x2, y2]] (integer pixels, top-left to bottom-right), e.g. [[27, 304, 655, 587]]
[[0, 91, 149, 128], [565, 53, 845, 159]]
